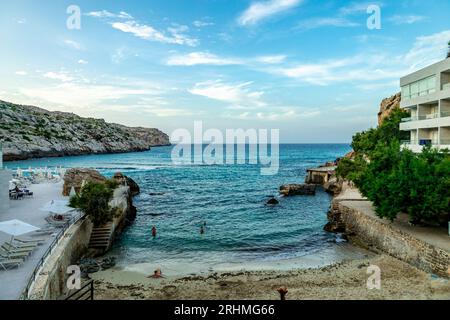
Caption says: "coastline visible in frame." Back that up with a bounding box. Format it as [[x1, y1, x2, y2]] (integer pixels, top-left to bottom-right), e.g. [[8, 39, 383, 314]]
[[92, 253, 450, 300]]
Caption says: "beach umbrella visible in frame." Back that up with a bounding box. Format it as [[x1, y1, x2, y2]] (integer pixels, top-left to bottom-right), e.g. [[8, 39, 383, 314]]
[[0, 219, 40, 243], [17, 168, 23, 177], [39, 200, 75, 215], [8, 181, 16, 191]]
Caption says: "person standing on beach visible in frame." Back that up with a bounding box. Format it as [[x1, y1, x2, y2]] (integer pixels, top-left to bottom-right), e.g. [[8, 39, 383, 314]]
[[151, 226, 157, 238]]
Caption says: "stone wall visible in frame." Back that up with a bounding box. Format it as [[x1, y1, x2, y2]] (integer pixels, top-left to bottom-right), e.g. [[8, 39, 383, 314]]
[[28, 217, 93, 300], [335, 200, 450, 278]]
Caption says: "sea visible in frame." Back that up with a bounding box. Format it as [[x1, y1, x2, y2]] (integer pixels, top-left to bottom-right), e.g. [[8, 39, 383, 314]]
[[7, 144, 367, 275]]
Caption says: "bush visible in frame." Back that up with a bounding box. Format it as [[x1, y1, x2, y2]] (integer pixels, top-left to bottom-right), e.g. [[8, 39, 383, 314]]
[[337, 108, 450, 225], [69, 180, 119, 227]]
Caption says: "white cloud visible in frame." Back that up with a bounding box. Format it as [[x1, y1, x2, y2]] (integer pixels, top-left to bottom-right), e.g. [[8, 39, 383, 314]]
[[78, 59, 88, 65], [255, 55, 287, 64], [43, 72, 74, 82], [189, 81, 266, 107], [111, 21, 199, 46], [15, 71, 27, 76], [64, 39, 82, 50], [167, 52, 287, 66], [16, 18, 27, 24], [193, 20, 214, 28], [238, 0, 302, 26], [86, 10, 133, 19], [272, 30, 450, 85], [388, 15, 426, 25], [167, 52, 242, 66], [339, 2, 382, 16], [224, 107, 320, 121], [297, 17, 359, 30]]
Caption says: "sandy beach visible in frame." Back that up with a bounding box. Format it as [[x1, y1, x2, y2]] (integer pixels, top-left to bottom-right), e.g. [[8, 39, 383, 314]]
[[92, 253, 450, 300]]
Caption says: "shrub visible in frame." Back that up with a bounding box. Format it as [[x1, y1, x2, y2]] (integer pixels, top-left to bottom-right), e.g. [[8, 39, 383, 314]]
[[69, 180, 119, 227], [337, 108, 450, 225]]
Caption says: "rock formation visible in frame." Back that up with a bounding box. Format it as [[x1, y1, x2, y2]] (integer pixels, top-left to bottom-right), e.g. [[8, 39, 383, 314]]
[[378, 92, 401, 126], [0, 100, 170, 161], [112, 172, 140, 196], [62, 168, 107, 196], [279, 184, 316, 196], [266, 197, 280, 205]]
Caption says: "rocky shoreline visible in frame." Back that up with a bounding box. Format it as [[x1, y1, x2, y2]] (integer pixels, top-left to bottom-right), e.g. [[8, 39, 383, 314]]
[[0, 100, 171, 161]]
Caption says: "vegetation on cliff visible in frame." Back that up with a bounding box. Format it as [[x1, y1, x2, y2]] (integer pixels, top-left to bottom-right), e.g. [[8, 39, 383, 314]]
[[69, 180, 119, 227], [337, 107, 450, 225], [0, 100, 170, 161]]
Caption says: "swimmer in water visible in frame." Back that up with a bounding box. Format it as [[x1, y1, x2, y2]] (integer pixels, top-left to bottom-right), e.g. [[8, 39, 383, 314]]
[[151, 226, 157, 238]]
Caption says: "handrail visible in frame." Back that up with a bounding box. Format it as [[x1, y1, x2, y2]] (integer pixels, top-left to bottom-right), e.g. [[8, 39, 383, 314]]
[[19, 212, 87, 300], [65, 280, 94, 300]]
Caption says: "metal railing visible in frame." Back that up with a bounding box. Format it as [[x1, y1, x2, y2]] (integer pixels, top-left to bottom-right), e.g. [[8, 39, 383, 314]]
[[65, 280, 94, 300], [19, 212, 87, 300], [402, 140, 450, 146], [401, 111, 450, 122]]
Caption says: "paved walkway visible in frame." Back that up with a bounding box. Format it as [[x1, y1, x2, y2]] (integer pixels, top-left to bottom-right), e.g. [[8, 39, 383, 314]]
[[0, 182, 66, 300], [341, 200, 450, 254]]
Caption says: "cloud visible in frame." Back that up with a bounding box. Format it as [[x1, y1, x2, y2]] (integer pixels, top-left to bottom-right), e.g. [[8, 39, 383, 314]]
[[297, 17, 359, 30], [339, 2, 382, 16], [255, 55, 287, 64], [238, 0, 302, 26], [43, 72, 74, 82], [86, 10, 133, 19], [111, 21, 199, 46], [64, 39, 82, 50], [15, 71, 27, 76], [167, 52, 287, 66], [271, 30, 450, 85], [167, 52, 242, 66], [189, 81, 266, 107], [78, 59, 88, 65], [224, 107, 320, 121], [193, 20, 214, 28], [388, 15, 426, 25]]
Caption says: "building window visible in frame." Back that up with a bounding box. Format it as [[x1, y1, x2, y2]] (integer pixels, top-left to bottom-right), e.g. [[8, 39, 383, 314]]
[[402, 75, 436, 100]]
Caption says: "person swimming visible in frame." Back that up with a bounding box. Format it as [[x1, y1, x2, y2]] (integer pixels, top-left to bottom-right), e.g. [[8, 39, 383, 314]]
[[151, 226, 157, 238], [148, 268, 163, 278], [200, 225, 205, 235]]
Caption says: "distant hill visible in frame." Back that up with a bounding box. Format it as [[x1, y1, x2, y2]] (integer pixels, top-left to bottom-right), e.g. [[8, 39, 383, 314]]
[[0, 100, 170, 161]]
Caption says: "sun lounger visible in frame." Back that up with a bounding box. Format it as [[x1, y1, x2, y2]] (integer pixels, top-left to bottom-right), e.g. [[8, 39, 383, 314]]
[[0, 248, 30, 260], [33, 227, 57, 235], [3, 241, 37, 250], [0, 258, 24, 270], [1, 243, 35, 254], [15, 237, 46, 245]]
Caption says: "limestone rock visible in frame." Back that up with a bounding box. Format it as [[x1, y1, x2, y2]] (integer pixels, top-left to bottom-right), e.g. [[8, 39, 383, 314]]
[[113, 172, 140, 196], [0, 100, 170, 161], [378, 93, 401, 126], [63, 168, 107, 196], [323, 177, 342, 196], [266, 197, 279, 205], [279, 184, 316, 196]]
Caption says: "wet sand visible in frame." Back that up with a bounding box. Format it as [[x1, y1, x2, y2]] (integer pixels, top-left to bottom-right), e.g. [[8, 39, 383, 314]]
[[92, 254, 450, 300]]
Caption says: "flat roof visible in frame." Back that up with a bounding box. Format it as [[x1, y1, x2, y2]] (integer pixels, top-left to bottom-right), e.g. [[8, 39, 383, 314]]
[[400, 57, 450, 86]]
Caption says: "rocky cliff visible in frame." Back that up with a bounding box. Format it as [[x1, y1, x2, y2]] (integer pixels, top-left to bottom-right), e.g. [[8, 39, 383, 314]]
[[0, 100, 170, 161], [377, 92, 401, 126]]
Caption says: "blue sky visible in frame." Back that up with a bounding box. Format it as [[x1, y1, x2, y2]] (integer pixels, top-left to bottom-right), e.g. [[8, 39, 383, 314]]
[[1, 0, 450, 143]]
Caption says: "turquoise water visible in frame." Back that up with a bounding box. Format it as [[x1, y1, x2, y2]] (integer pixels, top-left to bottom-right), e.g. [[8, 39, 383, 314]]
[[7, 144, 351, 268]]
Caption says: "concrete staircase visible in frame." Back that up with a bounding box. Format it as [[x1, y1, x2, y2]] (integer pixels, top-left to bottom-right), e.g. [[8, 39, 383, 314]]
[[88, 223, 114, 251]]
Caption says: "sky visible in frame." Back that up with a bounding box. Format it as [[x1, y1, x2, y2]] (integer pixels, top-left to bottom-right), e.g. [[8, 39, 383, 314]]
[[1, 0, 450, 143]]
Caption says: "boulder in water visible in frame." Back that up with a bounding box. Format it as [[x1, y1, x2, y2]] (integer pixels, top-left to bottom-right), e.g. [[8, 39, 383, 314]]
[[266, 198, 280, 205], [279, 184, 316, 196]]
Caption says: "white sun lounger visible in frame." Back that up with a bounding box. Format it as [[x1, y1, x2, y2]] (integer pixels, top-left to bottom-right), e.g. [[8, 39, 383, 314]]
[[0, 258, 23, 271]]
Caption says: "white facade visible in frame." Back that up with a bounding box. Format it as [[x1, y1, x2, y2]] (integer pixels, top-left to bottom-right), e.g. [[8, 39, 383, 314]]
[[399, 57, 450, 152]]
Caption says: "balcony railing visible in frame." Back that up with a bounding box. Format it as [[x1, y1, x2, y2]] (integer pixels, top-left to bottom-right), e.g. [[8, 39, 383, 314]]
[[401, 111, 450, 122], [402, 139, 450, 146]]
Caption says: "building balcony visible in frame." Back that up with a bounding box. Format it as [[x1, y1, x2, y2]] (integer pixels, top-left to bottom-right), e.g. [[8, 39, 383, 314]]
[[401, 139, 450, 152], [401, 111, 450, 122]]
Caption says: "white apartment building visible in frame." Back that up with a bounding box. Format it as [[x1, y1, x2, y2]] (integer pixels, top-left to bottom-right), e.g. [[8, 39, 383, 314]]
[[399, 57, 450, 152]]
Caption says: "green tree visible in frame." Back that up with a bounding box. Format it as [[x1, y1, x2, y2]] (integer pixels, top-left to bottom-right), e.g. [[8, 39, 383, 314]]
[[69, 180, 119, 227]]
